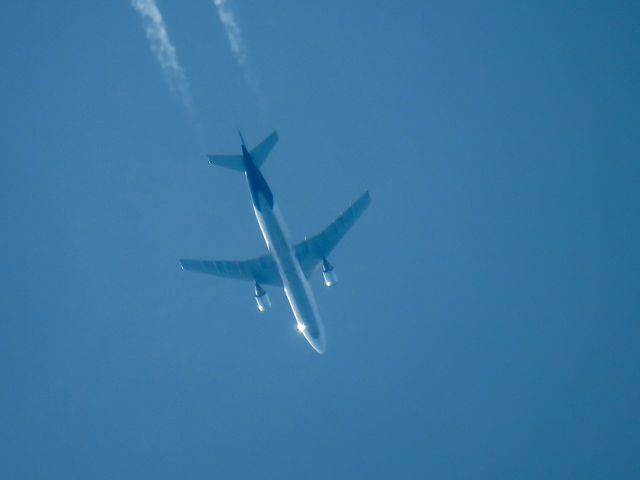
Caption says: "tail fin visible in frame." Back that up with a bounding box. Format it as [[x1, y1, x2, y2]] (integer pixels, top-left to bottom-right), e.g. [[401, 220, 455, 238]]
[[208, 131, 279, 171]]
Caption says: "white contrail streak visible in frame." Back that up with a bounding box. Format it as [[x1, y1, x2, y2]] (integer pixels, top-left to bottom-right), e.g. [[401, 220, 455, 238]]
[[131, 0, 194, 113], [213, 0, 247, 65], [212, 0, 263, 105]]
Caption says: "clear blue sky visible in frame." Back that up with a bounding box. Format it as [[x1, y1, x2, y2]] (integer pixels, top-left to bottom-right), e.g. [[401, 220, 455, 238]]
[[1, 1, 639, 478]]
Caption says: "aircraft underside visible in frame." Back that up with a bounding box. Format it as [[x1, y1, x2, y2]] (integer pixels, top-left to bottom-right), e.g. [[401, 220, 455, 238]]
[[179, 131, 371, 354]]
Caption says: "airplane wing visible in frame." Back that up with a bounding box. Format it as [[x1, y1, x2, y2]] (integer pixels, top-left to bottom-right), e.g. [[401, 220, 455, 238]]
[[179, 254, 282, 286], [295, 191, 372, 278]]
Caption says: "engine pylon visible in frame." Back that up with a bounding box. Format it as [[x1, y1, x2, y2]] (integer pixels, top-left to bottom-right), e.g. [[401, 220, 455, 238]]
[[254, 282, 271, 312], [322, 259, 338, 287]]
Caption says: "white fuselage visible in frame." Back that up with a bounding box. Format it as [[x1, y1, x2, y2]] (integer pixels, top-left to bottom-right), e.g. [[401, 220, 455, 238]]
[[253, 192, 326, 354]]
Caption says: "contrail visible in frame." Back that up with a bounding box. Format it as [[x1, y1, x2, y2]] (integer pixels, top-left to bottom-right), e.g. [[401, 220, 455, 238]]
[[212, 0, 264, 106], [131, 0, 194, 114]]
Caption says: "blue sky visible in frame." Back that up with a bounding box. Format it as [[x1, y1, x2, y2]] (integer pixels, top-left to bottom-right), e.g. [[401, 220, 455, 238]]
[[1, 1, 639, 478]]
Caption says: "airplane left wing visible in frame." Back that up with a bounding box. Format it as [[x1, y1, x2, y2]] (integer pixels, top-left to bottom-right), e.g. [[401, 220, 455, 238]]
[[179, 254, 282, 286]]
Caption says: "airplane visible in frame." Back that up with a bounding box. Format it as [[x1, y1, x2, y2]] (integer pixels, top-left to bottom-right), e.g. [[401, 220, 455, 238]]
[[179, 131, 371, 354]]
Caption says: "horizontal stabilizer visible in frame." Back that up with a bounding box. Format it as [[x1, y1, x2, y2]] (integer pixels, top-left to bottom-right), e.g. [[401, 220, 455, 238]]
[[250, 131, 278, 168], [207, 154, 244, 171], [207, 131, 279, 171]]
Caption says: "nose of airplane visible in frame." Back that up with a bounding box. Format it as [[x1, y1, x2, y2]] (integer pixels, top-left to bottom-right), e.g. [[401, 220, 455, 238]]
[[298, 322, 326, 354], [307, 323, 326, 354], [307, 332, 326, 354]]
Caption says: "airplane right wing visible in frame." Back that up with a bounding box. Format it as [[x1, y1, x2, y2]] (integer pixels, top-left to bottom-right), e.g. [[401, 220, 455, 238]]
[[295, 191, 372, 278], [179, 254, 282, 286]]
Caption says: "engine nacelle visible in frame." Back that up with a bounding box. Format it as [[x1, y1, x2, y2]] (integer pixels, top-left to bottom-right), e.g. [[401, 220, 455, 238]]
[[254, 283, 271, 312], [322, 259, 338, 287]]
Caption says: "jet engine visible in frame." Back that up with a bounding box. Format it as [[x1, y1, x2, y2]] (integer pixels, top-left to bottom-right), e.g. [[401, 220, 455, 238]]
[[254, 283, 271, 312], [322, 259, 338, 287]]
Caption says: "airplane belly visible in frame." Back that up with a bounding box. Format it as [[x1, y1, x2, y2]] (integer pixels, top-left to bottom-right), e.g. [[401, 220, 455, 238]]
[[184, 133, 370, 356], [254, 197, 326, 354]]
